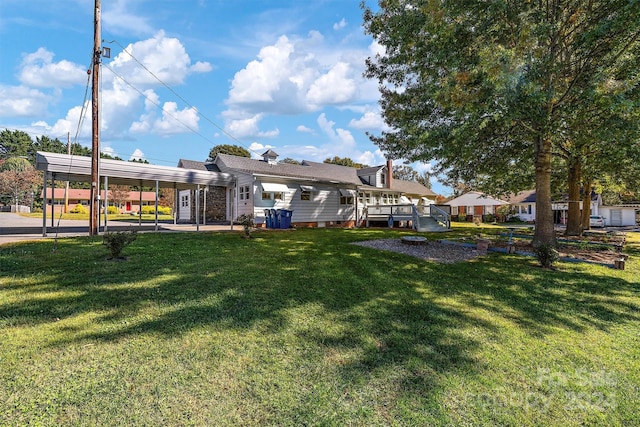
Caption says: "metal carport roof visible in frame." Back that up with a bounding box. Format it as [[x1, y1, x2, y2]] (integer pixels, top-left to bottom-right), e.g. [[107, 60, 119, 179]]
[[35, 151, 235, 189]]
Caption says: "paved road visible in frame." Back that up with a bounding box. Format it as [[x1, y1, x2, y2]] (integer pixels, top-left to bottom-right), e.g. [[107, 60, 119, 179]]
[[0, 212, 235, 245]]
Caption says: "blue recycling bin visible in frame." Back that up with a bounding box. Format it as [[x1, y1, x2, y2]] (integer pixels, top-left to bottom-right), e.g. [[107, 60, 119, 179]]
[[279, 209, 293, 229], [264, 209, 272, 228], [270, 209, 280, 228]]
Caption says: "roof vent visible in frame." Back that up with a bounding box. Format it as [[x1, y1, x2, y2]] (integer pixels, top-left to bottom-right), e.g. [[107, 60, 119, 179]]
[[262, 149, 279, 165]]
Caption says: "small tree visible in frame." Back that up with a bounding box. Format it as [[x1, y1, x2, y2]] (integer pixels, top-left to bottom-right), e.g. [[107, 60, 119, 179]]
[[0, 157, 40, 210], [108, 185, 130, 212], [236, 213, 255, 238], [103, 231, 137, 259]]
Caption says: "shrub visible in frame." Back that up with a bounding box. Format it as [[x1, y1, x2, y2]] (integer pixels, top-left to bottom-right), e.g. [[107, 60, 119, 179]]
[[70, 204, 87, 214], [103, 230, 137, 259], [236, 213, 255, 237], [141, 206, 155, 215], [107, 206, 119, 214], [533, 244, 559, 269], [484, 213, 495, 223], [457, 214, 467, 222], [139, 205, 171, 215]]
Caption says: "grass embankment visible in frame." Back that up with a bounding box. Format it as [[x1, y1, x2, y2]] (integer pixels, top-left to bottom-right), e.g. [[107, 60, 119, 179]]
[[1, 227, 638, 426]]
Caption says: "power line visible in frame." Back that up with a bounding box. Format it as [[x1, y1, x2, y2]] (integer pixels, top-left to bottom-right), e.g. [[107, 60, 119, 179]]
[[104, 39, 264, 158]]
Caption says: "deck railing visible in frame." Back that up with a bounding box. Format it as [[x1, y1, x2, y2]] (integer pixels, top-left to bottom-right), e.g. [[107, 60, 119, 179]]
[[366, 204, 414, 217], [430, 204, 451, 229]]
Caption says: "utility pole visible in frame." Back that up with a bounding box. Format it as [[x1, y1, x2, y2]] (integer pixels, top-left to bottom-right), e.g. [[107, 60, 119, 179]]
[[90, 0, 101, 236]]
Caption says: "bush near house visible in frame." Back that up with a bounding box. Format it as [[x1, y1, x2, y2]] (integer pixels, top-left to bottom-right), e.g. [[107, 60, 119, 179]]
[[70, 204, 87, 214], [140, 205, 171, 215]]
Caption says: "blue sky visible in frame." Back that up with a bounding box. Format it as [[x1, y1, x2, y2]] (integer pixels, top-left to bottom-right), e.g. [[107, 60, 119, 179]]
[[0, 0, 449, 195]]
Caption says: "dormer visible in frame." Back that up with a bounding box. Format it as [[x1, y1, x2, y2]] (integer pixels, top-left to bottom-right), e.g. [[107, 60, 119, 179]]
[[262, 149, 279, 165]]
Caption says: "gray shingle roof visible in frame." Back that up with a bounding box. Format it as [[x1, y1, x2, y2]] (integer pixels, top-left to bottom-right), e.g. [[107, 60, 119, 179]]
[[391, 180, 437, 197], [215, 154, 362, 185], [177, 159, 208, 170]]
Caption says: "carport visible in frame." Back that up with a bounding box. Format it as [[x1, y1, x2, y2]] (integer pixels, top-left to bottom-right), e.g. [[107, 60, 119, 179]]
[[35, 151, 236, 236]]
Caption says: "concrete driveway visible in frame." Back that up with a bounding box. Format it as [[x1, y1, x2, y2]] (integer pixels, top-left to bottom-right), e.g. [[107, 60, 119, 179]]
[[0, 212, 235, 245]]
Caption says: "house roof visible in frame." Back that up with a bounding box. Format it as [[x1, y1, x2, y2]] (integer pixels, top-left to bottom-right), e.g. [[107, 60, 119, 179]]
[[506, 189, 537, 204], [445, 191, 508, 207], [357, 165, 384, 175], [177, 159, 208, 170], [391, 180, 437, 197], [36, 151, 234, 189], [214, 154, 363, 186]]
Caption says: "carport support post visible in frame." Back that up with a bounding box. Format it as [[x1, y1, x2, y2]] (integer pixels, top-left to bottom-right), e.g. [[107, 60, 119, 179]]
[[103, 176, 109, 232], [138, 182, 142, 227], [203, 186, 207, 226], [196, 184, 200, 232], [173, 183, 177, 225], [155, 180, 159, 232], [50, 173, 55, 228], [42, 171, 47, 236]]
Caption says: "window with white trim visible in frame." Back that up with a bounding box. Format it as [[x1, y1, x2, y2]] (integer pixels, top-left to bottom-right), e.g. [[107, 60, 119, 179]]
[[239, 185, 250, 200]]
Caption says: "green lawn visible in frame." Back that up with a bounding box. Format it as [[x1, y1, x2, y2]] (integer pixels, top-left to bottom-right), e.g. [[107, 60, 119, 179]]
[[1, 227, 638, 426]]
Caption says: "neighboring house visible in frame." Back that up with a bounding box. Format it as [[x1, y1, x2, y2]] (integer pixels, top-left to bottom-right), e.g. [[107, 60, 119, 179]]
[[550, 190, 601, 225], [506, 189, 638, 227], [42, 188, 157, 214], [445, 191, 508, 220], [505, 189, 537, 222], [177, 151, 437, 228]]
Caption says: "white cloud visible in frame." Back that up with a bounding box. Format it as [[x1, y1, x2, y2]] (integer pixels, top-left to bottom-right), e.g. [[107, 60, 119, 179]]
[[296, 125, 313, 133], [102, 0, 154, 36], [333, 18, 347, 31], [349, 110, 390, 131], [248, 141, 274, 158], [131, 92, 200, 136], [306, 62, 356, 106], [317, 113, 355, 147], [129, 148, 145, 161], [109, 31, 211, 87], [0, 85, 50, 117], [223, 31, 376, 138], [225, 114, 279, 139], [18, 48, 86, 88]]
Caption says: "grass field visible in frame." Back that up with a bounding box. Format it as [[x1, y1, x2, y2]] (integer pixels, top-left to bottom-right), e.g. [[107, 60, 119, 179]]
[[1, 227, 638, 426]]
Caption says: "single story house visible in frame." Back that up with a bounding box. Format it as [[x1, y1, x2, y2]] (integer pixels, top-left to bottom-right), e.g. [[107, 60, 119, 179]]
[[507, 189, 638, 227], [444, 191, 508, 220], [43, 188, 157, 214], [505, 189, 537, 222], [177, 151, 437, 228]]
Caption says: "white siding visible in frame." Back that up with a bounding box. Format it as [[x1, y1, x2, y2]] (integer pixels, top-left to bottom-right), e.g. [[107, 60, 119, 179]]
[[251, 182, 355, 225], [598, 206, 637, 226]]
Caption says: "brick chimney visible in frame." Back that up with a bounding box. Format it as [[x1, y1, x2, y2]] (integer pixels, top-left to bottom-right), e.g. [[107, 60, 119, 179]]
[[386, 158, 393, 189]]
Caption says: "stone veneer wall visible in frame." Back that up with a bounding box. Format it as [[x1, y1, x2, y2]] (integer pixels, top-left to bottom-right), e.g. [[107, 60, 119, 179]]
[[189, 186, 227, 222]]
